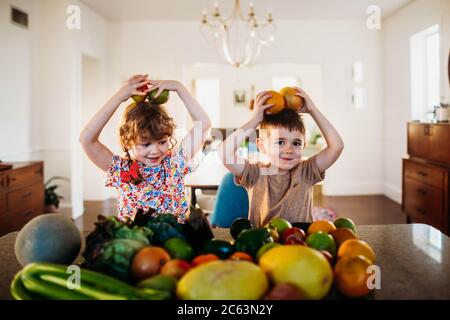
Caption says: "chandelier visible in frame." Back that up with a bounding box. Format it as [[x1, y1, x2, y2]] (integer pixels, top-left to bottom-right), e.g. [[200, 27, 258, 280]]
[[200, 0, 276, 68]]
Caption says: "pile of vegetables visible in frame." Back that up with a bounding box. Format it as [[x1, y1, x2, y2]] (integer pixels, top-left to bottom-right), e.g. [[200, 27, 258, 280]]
[[81, 207, 213, 281], [11, 206, 215, 300]]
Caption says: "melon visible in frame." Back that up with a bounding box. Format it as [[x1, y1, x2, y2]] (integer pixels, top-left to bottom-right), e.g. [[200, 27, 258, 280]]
[[15, 214, 82, 266], [177, 260, 268, 300]]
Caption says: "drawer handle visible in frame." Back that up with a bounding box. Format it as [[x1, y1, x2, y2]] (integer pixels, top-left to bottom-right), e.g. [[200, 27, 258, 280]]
[[22, 191, 33, 199], [416, 189, 427, 196], [417, 171, 428, 177]]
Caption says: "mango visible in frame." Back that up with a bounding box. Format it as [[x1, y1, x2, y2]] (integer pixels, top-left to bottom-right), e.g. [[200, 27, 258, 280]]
[[177, 260, 268, 300]]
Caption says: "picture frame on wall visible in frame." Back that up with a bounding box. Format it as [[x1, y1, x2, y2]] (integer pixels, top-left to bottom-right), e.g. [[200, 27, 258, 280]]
[[234, 90, 246, 106]]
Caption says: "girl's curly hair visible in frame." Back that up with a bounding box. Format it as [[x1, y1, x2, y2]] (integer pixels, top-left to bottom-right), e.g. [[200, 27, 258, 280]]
[[119, 102, 177, 160]]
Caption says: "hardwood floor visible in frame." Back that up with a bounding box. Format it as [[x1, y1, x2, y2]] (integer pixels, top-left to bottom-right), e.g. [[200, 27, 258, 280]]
[[62, 195, 407, 232]]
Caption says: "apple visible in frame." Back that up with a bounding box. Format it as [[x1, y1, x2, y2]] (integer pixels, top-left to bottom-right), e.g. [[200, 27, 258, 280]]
[[267, 218, 292, 236], [284, 234, 306, 246], [160, 259, 191, 279], [131, 84, 149, 103], [281, 227, 306, 243]]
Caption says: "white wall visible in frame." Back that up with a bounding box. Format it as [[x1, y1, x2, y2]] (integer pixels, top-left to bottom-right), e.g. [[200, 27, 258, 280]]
[[382, 0, 450, 203], [105, 19, 384, 197], [0, 0, 109, 217], [0, 0, 41, 161]]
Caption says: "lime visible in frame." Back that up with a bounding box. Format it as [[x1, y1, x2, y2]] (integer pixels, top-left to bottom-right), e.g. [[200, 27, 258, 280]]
[[333, 217, 356, 233], [305, 231, 337, 257], [163, 238, 194, 261]]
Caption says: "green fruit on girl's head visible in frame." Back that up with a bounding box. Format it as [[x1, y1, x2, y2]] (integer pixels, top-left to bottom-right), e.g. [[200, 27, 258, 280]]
[[148, 89, 170, 105]]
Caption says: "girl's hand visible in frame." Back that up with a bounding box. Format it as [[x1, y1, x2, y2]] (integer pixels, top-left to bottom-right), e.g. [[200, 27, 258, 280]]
[[293, 87, 317, 114], [251, 91, 274, 124], [148, 80, 183, 98], [116, 74, 150, 102]]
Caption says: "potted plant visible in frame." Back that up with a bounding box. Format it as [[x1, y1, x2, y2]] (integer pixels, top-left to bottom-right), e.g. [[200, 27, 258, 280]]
[[45, 176, 70, 213]]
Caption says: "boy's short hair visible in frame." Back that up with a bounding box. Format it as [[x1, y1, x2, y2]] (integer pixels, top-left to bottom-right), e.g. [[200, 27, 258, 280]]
[[260, 108, 305, 136]]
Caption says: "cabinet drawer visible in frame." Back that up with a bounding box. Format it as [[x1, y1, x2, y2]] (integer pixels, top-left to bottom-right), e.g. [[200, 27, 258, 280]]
[[6, 163, 43, 191], [403, 191, 443, 230], [404, 177, 443, 214], [0, 209, 40, 236], [404, 160, 444, 189], [7, 183, 44, 215]]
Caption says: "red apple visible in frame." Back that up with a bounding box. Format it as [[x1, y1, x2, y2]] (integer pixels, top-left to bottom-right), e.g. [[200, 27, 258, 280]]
[[131, 84, 149, 103], [284, 234, 306, 246], [159, 259, 191, 279], [281, 227, 306, 243]]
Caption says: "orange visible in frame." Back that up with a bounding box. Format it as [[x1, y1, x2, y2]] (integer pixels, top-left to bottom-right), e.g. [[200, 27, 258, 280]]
[[280, 87, 304, 112], [337, 239, 376, 264], [330, 228, 359, 248], [191, 254, 219, 267], [265, 91, 286, 114], [307, 220, 337, 235], [334, 255, 373, 298], [228, 252, 254, 263]]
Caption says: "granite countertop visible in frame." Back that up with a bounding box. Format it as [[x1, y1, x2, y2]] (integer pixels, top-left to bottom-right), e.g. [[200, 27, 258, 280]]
[[1, 223, 449, 300]]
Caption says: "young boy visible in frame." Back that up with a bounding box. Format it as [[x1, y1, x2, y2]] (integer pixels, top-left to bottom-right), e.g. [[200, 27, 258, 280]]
[[218, 87, 344, 227]]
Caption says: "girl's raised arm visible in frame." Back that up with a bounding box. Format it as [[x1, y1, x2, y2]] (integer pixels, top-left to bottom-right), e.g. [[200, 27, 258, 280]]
[[79, 74, 150, 171]]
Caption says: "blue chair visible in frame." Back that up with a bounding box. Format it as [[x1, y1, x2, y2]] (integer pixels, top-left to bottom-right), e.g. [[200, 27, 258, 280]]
[[210, 172, 249, 228]]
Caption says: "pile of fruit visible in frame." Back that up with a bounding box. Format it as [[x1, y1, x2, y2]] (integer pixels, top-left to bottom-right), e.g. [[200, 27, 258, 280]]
[[11, 209, 376, 300]]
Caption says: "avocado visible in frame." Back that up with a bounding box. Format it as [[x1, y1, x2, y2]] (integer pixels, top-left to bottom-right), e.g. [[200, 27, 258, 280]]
[[202, 239, 235, 259], [235, 228, 274, 258], [230, 218, 253, 240]]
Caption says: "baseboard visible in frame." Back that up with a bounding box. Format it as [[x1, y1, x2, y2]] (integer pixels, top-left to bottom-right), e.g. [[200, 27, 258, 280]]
[[383, 183, 402, 204]]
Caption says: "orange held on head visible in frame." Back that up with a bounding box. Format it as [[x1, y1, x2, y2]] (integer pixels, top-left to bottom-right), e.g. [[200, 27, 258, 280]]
[[280, 87, 304, 112], [265, 91, 286, 115]]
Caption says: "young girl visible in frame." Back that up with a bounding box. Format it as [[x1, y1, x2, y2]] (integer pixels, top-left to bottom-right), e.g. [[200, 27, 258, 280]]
[[79, 74, 211, 222]]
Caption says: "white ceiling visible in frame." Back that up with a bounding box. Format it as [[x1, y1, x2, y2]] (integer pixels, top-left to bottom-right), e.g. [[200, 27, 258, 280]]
[[80, 0, 413, 22]]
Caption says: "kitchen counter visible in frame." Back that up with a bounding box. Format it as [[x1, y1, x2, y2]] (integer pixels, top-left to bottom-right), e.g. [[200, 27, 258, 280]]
[[1, 223, 449, 300]]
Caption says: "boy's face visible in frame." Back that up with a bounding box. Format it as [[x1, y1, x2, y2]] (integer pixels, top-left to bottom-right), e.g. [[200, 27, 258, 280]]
[[130, 135, 170, 167], [257, 127, 305, 173]]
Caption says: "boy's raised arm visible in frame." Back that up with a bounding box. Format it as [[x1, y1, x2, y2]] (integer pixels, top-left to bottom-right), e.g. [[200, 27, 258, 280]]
[[218, 92, 273, 178], [294, 87, 344, 173]]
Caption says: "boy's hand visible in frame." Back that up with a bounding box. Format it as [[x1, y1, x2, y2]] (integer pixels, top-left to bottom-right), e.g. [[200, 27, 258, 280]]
[[293, 87, 317, 114], [148, 80, 183, 98], [116, 74, 150, 102], [251, 91, 274, 124]]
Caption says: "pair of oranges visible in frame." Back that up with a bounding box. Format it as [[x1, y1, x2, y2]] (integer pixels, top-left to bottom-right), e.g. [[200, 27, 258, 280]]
[[264, 87, 305, 115]]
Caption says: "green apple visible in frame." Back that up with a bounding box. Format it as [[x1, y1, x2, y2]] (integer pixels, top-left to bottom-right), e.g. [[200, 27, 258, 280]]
[[266, 218, 292, 236], [148, 88, 169, 105]]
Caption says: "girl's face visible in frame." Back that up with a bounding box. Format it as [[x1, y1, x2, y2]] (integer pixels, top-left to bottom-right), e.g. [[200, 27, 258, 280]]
[[130, 135, 171, 167], [257, 127, 305, 174]]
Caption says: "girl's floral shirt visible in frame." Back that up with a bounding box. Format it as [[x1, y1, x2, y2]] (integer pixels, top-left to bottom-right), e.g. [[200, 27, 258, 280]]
[[105, 147, 192, 223]]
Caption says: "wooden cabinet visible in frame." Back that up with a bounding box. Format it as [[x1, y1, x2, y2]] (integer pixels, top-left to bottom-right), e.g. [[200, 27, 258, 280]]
[[403, 123, 450, 235], [0, 162, 44, 237]]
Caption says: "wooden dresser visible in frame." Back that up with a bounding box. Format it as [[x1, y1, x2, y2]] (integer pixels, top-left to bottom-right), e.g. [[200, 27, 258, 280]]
[[402, 122, 450, 235], [0, 162, 45, 237]]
